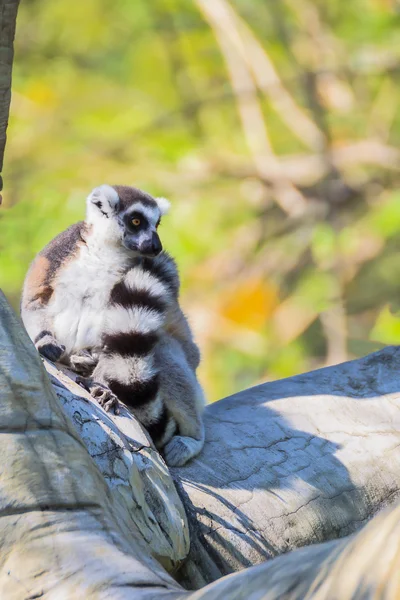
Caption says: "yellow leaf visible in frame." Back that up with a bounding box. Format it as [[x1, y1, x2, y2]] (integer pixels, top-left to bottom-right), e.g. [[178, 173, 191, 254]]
[[222, 278, 278, 330], [25, 81, 57, 108]]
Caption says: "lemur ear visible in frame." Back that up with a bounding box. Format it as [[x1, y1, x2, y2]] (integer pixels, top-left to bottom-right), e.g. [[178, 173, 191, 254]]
[[88, 184, 119, 211], [155, 196, 170, 215]]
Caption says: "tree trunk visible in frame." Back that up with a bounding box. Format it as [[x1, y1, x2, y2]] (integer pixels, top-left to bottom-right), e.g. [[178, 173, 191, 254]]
[[0, 0, 19, 191], [192, 500, 400, 600], [174, 348, 400, 588], [2, 291, 400, 599], [0, 291, 185, 598], [46, 359, 190, 573]]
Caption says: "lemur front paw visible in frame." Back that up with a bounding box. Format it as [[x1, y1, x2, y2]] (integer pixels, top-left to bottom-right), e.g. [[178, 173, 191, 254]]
[[35, 332, 65, 362], [69, 350, 98, 375], [76, 376, 120, 415], [163, 435, 203, 467]]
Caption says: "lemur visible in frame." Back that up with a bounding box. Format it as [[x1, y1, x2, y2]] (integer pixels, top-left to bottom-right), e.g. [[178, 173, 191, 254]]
[[21, 184, 205, 466]]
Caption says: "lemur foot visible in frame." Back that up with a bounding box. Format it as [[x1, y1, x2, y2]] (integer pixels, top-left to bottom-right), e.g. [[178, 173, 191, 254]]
[[69, 350, 99, 375], [163, 435, 204, 467], [35, 332, 65, 362], [76, 376, 120, 415]]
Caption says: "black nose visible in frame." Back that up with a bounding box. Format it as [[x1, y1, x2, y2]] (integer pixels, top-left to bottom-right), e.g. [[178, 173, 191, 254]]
[[151, 232, 162, 256]]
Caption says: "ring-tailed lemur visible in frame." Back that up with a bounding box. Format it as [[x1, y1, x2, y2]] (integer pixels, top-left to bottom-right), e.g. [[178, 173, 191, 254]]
[[21, 184, 205, 466]]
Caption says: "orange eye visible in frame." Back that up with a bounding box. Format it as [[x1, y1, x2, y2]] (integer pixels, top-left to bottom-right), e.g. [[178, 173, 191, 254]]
[[132, 218, 141, 227]]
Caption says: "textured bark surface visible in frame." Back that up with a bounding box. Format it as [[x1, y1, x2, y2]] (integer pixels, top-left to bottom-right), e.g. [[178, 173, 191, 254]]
[[0, 292, 185, 599], [0, 0, 19, 183], [3, 2, 400, 597], [3, 290, 400, 599], [175, 347, 400, 588], [46, 361, 189, 572], [194, 499, 400, 600]]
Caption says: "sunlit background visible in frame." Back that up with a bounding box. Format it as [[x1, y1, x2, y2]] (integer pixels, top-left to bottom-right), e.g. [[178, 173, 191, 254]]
[[1, 0, 400, 402]]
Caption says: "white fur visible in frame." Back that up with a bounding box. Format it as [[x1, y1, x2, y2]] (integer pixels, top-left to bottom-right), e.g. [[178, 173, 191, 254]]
[[50, 239, 130, 354], [157, 416, 177, 448], [86, 185, 125, 249], [87, 184, 119, 210], [155, 197, 170, 215], [134, 395, 164, 425], [105, 305, 164, 335], [99, 354, 157, 385], [86, 215, 122, 251], [22, 308, 46, 343], [48, 219, 168, 363], [125, 267, 169, 299]]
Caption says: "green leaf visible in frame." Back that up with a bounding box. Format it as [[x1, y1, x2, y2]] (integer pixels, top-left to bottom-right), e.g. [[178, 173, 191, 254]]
[[370, 304, 400, 344]]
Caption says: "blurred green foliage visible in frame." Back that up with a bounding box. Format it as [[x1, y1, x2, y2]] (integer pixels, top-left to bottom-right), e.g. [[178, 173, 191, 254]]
[[1, 0, 400, 401]]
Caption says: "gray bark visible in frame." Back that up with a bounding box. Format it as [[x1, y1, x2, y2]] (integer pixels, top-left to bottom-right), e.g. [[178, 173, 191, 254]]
[[46, 361, 190, 573], [192, 500, 400, 600], [0, 0, 19, 188], [0, 291, 184, 599], [175, 348, 400, 588], [2, 289, 400, 599]]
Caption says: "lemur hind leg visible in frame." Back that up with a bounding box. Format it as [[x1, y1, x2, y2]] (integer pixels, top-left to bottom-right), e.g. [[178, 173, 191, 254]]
[[156, 335, 205, 467]]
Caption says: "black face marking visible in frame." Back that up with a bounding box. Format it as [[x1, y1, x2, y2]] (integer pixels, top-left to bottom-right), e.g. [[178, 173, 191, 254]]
[[121, 208, 163, 255], [147, 406, 169, 443], [123, 210, 149, 233], [103, 331, 159, 357], [93, 200, 109, 218], [110, 280, 166, 312], [107, 375, 159, 408]]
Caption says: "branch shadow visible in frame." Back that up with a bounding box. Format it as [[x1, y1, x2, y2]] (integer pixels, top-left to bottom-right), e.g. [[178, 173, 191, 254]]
[[174, 347, 400, 586]]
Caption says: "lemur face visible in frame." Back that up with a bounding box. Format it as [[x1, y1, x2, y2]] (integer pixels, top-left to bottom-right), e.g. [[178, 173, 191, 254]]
[[119, 203, 163, 256], [86, 184, 170, 257]]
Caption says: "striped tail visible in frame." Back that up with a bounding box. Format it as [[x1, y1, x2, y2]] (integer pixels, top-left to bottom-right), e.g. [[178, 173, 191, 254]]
[[99, 262, 176, 446]]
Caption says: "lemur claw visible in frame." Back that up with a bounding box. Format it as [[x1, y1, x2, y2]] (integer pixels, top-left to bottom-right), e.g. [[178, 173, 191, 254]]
[[94, 386, 120, 415], [76, 376, 120, 415]]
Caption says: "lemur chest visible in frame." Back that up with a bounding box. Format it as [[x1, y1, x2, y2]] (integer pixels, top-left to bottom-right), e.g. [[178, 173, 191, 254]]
[[50, 246, 129, 353]]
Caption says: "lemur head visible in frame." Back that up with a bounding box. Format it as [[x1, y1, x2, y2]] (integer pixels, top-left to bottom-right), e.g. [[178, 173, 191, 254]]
[[86, 184, 170, 256]]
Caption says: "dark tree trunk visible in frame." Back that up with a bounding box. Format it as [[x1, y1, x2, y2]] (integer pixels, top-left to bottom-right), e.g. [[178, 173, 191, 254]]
[[0, 0, 20, 193]]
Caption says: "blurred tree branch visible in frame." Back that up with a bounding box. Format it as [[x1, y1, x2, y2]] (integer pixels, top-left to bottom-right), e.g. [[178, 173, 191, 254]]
[[196, 0, 308, 217], [3, 0, 400, 398]]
